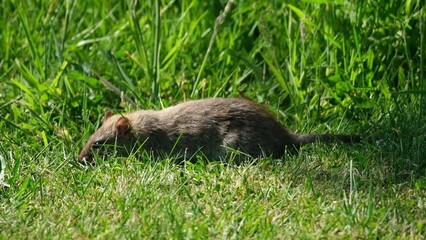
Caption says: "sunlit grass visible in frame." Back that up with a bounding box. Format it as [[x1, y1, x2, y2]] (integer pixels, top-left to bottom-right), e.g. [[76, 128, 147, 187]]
[[0, 0, 425, 238]]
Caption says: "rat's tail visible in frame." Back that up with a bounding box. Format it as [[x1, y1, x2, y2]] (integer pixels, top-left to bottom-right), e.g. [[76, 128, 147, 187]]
[[294, 134, 362, 145]]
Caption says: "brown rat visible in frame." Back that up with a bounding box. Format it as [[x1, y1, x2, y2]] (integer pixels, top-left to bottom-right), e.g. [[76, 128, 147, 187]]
[[78, 98, 360, 162]]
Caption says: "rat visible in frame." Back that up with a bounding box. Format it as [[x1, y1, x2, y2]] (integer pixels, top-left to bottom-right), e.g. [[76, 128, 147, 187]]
[[77, 97, 360, 162]]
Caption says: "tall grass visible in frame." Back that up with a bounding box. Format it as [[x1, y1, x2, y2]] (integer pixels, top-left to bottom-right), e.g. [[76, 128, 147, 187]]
[[0, 0, 425, 238]]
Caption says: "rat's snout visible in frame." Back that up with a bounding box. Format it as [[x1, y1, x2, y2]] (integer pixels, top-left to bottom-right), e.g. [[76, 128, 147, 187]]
[[77, 147, 93, 163], [77, 154, 92, 163]]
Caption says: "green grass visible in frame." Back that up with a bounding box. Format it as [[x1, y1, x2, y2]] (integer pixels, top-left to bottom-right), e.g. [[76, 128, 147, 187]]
[[1, 0, 425, 238]]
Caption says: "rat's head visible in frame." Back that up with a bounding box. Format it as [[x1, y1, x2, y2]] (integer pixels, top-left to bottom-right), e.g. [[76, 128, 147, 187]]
[[78, 111, 134, 163]]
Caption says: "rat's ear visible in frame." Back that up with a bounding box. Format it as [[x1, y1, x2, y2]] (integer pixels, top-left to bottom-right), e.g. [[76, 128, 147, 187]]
[[103, 111, 114, 122], [115, 116, 130, 135]]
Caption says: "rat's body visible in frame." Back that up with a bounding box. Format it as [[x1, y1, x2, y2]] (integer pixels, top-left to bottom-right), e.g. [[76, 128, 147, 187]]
[[78, 98, 360, 162]]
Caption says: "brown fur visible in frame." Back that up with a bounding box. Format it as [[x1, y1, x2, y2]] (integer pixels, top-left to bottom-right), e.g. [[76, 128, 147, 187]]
[[78, 98, 360, 162]]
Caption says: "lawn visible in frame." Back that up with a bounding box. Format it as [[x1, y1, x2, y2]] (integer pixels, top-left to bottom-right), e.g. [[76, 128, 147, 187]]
[[1, 0, 425, 239]]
